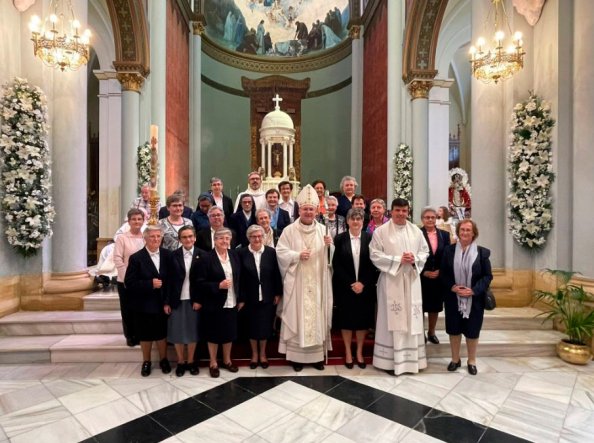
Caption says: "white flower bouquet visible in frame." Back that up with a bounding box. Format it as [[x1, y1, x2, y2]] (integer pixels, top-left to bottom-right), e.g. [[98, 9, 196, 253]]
[[0, 77, 55, 257], [137, 141, 151, 192], [393, 143, 413, 204], [507, 93, 555, 249]]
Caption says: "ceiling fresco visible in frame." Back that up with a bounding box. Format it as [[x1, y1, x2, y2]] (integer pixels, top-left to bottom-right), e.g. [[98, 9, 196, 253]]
[[204, 0, 350, 57]]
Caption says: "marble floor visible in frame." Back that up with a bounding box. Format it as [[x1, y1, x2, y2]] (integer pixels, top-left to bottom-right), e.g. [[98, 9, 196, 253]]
[[0, 357, 592, 442]]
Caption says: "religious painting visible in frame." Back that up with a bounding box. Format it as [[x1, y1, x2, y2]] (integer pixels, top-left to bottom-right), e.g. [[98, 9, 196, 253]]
[[204, 0, 350, 57]]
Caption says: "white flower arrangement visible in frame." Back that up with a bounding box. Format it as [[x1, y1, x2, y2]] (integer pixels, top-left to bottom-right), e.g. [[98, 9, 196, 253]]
[[507, 93, 555, 249], [137, 141, 151, 192], [0, 77, 54, 257], [393, 143, 413, 203]]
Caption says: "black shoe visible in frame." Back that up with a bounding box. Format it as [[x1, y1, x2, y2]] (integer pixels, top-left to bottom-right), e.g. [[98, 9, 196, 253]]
[[260, 360, 269, 369], [160, 358, 171, 374], [292, 363, 303, 372], [126, 338, 136, 347], [427, 335, 440, 344], [249, 361, 258, 370], [447, 360, 462, 372], [356, 359, 367, 369], [312, 362, 325, 371], [175, 362, 186, 377], [344, 361, 354, 369], [141, 361, 152, 377], [189, 362, 199, 376], [467, 364, 478, 375], [221, 361, 238, 373], [385, 369, 396, 376]]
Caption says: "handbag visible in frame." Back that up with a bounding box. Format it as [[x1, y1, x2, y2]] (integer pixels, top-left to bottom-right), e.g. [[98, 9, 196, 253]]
[[484, 289, 496, 310]]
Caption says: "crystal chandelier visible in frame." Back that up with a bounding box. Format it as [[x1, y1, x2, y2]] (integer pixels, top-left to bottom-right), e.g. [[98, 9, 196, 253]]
[[28, 0, 91, 72], [469, 0, 525, 84]]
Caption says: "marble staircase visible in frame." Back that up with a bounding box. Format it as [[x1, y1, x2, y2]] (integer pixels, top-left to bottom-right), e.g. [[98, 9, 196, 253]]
[[0, 288, 565, 364]]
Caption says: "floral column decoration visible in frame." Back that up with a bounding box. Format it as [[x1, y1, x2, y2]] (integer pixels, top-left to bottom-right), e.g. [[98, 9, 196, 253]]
[[0, 78, 55, 257], [507, 93, 555, 249], [393, 143, 413, 204]]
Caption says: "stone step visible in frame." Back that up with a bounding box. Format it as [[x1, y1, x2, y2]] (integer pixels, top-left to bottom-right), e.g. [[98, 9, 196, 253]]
[[83, 288, 120, 311], [0, 311, 122, 336], [0, 307, 552, 336], [0, 329, 565, 364]]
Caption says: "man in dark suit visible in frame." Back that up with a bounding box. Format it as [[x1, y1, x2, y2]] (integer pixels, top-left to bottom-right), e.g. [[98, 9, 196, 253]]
[[125, 225, 172, 377], [265, 188, 291, 233], [278, 180, 299, 223], [196, 206, 238, 250], [164, 226, 206, 376]]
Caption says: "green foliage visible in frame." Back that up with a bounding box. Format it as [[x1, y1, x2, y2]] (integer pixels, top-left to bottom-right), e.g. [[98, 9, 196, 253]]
[[534, 269, 594, 345]]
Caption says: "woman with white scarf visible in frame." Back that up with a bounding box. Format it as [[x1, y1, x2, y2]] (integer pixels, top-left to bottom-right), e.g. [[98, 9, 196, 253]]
[[440, 219, 492, 375]]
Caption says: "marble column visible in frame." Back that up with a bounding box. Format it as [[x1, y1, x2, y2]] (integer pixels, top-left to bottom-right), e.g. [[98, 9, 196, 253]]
[[386, 0, 405, 203], [189, 21, 204, 206], [45, 0, 93, 301], [117, 73, 144, 222], [350, 25, 363, 181], [572, 0, 594, 276], [94, 70, 122, 240], [150, 0, 167, 199], [470, 0, 505, 267], [408, 80, 432, 221], [428, 80, 453, 207]]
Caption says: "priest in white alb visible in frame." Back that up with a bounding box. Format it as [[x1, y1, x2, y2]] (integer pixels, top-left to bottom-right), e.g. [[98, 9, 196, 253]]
[[276, 184, 334, 371], [370, 197, 429, 375], [233, 171, 267, 211]]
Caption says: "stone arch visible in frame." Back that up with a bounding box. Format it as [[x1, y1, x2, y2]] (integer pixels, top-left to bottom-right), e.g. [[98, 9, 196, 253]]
[[105, 0, 150, 76], [402, 0, 449, 83]]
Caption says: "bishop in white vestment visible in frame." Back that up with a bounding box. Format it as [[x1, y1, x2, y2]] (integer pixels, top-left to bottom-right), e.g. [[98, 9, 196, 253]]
[[276, 185, 334, 370], [370, 198, 429, 375]]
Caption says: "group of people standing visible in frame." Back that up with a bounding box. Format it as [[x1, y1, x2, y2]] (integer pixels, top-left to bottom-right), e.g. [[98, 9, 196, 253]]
[[117, 171, 492, 377]]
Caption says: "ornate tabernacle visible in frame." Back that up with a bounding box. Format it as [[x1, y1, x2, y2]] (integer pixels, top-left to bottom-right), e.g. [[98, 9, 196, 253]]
[[259, 94, 300, 196]]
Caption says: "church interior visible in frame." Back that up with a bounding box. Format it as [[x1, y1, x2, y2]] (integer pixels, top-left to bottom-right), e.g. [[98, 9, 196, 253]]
[[0, 0, 593, 441]]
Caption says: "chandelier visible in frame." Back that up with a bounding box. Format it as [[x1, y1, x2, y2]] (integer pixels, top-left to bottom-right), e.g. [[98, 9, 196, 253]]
[[28, 0, 91, 72], [469, 0, 525, 84]]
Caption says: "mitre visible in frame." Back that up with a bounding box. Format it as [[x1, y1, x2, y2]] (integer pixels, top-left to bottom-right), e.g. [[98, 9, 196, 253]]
[[296, 184, 318, 207]]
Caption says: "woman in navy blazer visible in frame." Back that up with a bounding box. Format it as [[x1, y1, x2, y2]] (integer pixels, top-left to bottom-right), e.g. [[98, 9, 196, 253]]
[[125, 226, 172, 377], [239, 225, 283, 369], [420, 207, 451, 345], [195, 228, 241, 377], [440, 219, 492, 375], [332, 208, 378, 369], [164, 226, 205, 377]]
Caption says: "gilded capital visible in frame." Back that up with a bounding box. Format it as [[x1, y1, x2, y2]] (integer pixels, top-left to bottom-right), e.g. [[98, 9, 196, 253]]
[[349, 25, 362, 40], [407, 80, 433, 100], [192, 21, 206, 36], [117, 72, 145, 92]]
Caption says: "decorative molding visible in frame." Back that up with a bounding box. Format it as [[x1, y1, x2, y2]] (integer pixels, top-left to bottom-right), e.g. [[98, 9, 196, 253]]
[[407, 79, 433, 99], [402, 0, 449, 84], [349, 25, 362, 40], [116, 72, 145, 92], [362, 0, 382, 31], [192, 20, 206, 36], [202, 75, 351, 99], [106, 0, 150, 77], [201, 36, 352, 73]]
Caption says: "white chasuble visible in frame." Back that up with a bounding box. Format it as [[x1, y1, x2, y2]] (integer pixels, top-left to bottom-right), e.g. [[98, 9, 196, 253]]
[[370, 220, 429, 374], [276, 219, 334, 363]]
